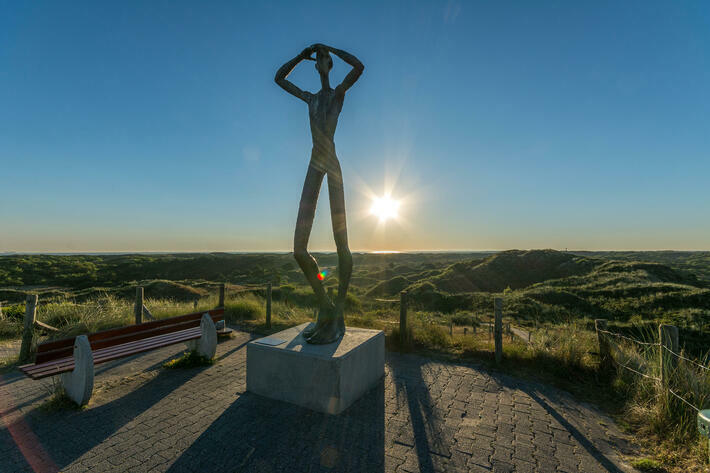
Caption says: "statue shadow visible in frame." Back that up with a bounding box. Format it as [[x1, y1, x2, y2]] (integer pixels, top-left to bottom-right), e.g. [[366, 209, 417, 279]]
[[388, 354, 453, 473], [167, 380, 385, 473]]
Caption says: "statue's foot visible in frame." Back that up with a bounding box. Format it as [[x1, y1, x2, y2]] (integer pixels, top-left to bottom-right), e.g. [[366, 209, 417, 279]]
[[302, 302, 335, 339], [305, 315, 345, 345], [302, 324, 316, 339]]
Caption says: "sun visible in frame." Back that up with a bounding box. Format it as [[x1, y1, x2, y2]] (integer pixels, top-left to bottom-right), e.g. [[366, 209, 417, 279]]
[[370, 195, 400, 222]]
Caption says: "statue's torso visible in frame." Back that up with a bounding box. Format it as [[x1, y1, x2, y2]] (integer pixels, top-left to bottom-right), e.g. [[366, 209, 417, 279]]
[[308, 88, 344, 154]]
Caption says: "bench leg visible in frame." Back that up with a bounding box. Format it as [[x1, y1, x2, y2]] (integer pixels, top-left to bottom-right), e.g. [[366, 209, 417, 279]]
[[185, 313, 218, 359], [60, 335, 94, 406]]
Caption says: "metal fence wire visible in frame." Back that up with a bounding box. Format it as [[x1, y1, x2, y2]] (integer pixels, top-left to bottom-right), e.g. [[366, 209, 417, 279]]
[[599, 328, 708, 414]]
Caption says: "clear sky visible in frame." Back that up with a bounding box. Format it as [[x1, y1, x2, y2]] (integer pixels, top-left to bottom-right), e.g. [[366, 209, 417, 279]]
[[1, 1, 709, 253]]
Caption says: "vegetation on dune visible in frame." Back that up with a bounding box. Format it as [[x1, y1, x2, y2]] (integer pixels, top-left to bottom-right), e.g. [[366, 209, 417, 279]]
[[2, 249, 710, 470], [425, 249, 599, 293], [366, 275, 410, 298], [0, 252, 481, 296], [574, 250, 710, 284]]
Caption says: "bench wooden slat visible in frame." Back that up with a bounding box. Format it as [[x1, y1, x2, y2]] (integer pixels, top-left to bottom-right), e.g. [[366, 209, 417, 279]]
[[35, 309, 224, 355], [24, 327, 202, 377], [24, 327, 203, 379], [24, 328, 201, 378], [34, 312, 224, 364]]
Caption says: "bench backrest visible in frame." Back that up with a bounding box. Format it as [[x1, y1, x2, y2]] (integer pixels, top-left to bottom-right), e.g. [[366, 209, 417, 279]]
[[34, 309, 225, 364]]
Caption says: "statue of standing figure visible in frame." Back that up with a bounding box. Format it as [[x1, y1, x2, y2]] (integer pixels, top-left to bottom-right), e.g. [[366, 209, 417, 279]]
[[275, 43, 364, 344]]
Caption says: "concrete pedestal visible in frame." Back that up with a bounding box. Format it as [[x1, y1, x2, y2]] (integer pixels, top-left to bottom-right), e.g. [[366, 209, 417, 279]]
[[247, 322, 384, 415]]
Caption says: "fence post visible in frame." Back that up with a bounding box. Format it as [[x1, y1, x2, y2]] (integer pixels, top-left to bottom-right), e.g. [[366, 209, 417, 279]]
[[134, 287, 143, 324], [659, 324, 679, 386], [399, 291, 408, 347], [494, 297, 503, 364], [218, 283, 225, 308], [19, 294, 38, 361], [193, 300, 198, 310], [449, 321, 453, 336], [595, 319, 610, 369], [266, 282, 272, 329]]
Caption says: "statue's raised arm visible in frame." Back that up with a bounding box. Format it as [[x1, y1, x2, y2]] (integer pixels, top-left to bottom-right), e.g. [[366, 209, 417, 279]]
[[274, 46, 315, 103], [315, 44, 364, 94]]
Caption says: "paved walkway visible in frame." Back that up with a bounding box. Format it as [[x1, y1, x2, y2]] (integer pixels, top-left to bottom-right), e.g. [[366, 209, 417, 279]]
[[0, 329, 637, 472]]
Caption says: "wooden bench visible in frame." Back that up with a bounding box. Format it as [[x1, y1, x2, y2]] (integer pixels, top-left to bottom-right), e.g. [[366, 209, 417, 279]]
[[19, 309, 225, 405]]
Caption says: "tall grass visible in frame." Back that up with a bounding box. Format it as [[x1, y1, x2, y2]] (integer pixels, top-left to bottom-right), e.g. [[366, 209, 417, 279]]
[[609, 334, 710, 468], [31, 295, 222, 341], [526, 324, 597, 375]]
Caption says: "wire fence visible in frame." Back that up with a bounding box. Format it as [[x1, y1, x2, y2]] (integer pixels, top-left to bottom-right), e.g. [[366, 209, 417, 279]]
[[661, 344, 710, 373], [596, 328, 658, 346], [599, 327, 709, 414]]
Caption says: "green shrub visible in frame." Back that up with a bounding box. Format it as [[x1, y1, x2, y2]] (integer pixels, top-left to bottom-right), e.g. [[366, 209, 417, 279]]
[[1, 303, 24, 320], [451, 313, 478, 326], [224, 295, 263, 321], [0, 318, 22, 339], [163, 350, 214, 369], [630, 458, 662, 472], [413, 322, 451, 350]]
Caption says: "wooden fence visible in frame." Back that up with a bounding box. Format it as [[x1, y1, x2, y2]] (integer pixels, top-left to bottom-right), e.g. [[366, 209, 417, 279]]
[[18, 282, 273, 362]]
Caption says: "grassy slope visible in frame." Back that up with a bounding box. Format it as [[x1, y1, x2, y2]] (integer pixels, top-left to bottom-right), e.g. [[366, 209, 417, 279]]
[[2, 250, 710, 471], [3, 250, 709, 339]]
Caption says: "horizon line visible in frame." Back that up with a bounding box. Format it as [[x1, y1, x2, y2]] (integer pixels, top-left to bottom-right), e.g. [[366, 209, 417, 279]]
[[2, 248, 710, 256]]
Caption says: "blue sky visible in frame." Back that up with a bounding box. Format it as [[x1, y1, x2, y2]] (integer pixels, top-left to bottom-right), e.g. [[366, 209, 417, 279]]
[[1, 1, 708, 252]]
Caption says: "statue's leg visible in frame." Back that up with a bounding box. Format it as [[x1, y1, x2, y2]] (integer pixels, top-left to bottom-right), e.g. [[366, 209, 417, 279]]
[[327, 159, 352, 315], [305, 159, 349, 344], [294, 164, 333, 338]]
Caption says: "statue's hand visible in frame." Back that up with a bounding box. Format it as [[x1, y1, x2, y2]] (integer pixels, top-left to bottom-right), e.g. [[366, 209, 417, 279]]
[[300, 45, 316, 60]]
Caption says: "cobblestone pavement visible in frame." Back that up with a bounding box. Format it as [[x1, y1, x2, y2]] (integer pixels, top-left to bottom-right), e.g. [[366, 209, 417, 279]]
[[0, 329, 637, 472]]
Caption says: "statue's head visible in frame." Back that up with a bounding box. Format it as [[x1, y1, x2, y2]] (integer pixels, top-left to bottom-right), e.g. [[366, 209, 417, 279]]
[[315, 47, 333, 76]]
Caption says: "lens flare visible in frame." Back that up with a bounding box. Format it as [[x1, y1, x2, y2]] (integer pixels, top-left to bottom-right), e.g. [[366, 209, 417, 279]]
[[317, 270, 327, 281]]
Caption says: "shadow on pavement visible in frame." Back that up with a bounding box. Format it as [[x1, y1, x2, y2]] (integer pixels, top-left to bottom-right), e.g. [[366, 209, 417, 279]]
[[167, 379, 385, 473], [388, 355, 457, 473], [7, 357, 209, 470], [527, 390, 624, 473]]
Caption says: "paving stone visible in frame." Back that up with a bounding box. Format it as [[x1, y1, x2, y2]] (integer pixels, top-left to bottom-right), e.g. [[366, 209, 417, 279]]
[[0, 328, 636, 472]]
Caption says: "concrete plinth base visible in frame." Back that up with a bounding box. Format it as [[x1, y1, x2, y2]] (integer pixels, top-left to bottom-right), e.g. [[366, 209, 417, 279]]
[[247, 322, 384, 415]]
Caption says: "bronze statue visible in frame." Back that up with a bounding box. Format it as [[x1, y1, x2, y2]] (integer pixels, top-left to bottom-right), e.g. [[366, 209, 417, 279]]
[[275, 43, 364, 344]]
